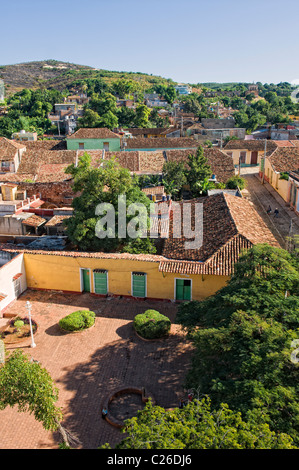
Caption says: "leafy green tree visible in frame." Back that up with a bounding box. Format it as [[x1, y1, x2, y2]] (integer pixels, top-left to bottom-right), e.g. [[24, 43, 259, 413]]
[[110, 398, 294, 449], [64, 153, 155, 253], [162, 161, 187, 199], [0, 350, 80, 447], [117, 107, 136, 128], [134, 104, 151, 128], [77, 108, 101, 128], [185, 146, 212, 197], [176, 244, 299, 444]]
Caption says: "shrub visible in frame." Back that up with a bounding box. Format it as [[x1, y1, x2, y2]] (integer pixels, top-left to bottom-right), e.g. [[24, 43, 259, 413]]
[[59, 310, 95, 332], [133, 310, 171, 339], [226, 175, 246, 190], [14, 320, 24, 331]]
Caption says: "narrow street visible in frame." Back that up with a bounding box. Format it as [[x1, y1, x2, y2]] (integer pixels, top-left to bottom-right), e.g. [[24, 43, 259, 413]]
[[240, 168, 299, 249]]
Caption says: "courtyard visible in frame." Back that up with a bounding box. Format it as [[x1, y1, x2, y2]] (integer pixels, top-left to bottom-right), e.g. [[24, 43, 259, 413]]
[[0, 289, 194, 449]]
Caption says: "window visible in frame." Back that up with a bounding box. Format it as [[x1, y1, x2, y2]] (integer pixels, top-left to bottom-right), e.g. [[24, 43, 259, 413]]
[[132, 272, 146, 298], [93, 270, 108, 295], [79, 143, 84, 150], [103, 142, 109, 151], [175, 279, 191, 301]]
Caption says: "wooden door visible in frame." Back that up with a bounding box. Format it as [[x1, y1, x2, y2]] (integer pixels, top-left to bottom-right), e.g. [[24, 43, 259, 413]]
[[251, 151, 258, 165]]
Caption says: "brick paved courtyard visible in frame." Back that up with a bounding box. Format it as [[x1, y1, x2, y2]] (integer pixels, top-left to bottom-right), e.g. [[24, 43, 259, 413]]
[[0, 290, 194, 449]]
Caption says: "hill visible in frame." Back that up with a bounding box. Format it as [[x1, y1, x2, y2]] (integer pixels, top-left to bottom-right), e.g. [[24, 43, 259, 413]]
[[0, 60, 177, 96]]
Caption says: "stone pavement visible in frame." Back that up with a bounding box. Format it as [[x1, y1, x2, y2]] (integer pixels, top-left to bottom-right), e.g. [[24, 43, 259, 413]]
[[240, 168, 299, 248], [0, 290, 193, 449]]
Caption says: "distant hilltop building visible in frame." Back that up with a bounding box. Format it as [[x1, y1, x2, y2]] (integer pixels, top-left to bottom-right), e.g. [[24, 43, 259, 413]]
[[248, 83, 259, 97], [174, 84, 192, 95], [0, 79, 4, 102]]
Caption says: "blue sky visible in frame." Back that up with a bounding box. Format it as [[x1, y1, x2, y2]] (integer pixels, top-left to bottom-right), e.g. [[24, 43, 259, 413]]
[[1, 0, 298, 85]]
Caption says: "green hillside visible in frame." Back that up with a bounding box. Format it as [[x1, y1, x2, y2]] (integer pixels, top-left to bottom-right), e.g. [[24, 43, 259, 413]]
[[0, 60, 177, 96]]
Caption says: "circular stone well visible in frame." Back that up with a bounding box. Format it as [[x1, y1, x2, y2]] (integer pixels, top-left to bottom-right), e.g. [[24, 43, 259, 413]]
[[103, 387, 155, 429]]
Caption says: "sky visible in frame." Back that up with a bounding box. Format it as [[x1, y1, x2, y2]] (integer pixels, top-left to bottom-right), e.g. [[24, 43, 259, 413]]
[[1, 0, 299, 85]]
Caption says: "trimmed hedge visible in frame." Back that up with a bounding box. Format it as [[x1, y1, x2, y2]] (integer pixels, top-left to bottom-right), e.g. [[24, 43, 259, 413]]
[[59, 310, 95, 332], [133, 310, 171, 339]]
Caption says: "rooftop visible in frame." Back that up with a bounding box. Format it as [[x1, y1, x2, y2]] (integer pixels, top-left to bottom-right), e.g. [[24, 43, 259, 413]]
[[67, 128, 120, 140], [0, 137, 26, 161], [268, 147, 299, 173]]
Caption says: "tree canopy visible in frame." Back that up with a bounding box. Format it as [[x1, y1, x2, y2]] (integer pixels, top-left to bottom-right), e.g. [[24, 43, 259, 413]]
[[176, 244, 299, 444]]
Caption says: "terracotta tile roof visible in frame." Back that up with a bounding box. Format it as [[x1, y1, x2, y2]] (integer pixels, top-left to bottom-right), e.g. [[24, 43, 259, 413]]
[[67, 128, 120, 139], [125, 128, 170, 136], [125, 137, 198, 149], [159, 193, 279, 275], [0, 137, 26, 161], [142, 186, 165, 195], [0, 173, 36, 183], [36, 163, 73, 182], [21, 214, 47, 227], [44, 215, 71, 227], [17, 149, 76, 177], [268, 147, 299, 173], [224, 139, 277, 153], [273, 140, 296, 147]]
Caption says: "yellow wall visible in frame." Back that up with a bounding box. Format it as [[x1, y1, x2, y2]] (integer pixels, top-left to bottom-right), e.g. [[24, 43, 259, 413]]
[[227, 149, 264, 166], [23, 253, 230, 301], [264, 159, 289, 202]]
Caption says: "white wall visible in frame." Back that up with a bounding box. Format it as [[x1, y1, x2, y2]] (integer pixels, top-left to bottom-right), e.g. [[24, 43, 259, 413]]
[[0, 253, 27, 314]]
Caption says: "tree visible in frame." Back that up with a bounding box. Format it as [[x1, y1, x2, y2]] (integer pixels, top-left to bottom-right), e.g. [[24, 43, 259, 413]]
[[162, 161, 187, 199], [108, 398, 294, 449], [77, 108, 101, 128], [134, 104, 151, 128], [64, 153, 155, 253], [185, 146, 212, 197], [176, 244, 299, 444], [0, 350, 80, 447]]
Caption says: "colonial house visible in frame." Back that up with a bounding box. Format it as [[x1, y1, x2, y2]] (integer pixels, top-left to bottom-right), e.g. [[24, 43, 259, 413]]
[[0, 192, 279, 308], [224, 139, 277, 166], [66, 128, 121, 151], [0, 138, 26, 173], [261, 146, 299, 203]]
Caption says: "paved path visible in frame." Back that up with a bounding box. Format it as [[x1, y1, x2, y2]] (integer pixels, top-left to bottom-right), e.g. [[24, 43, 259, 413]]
[[241, 169, 299, 249], [0, 290, 193, 449]]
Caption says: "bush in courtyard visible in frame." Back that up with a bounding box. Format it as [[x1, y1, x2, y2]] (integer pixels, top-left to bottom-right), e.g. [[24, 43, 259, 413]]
[[133, 310, 171, 339], [59, 310, 95, 332]]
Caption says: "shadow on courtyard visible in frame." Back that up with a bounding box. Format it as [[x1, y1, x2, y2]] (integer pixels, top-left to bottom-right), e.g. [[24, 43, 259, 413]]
[[54, 329, 194, 449]]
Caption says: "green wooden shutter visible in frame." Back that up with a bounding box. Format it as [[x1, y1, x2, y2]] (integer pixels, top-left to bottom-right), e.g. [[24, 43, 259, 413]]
[[132, 273, 146, 298], [82, 269, 90, 292], [176, 279, 191, 301], [94, 270, 108, 295], [176, 279, 185, 300]]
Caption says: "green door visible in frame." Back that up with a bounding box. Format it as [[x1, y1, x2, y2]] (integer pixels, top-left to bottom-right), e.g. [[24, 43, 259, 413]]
[[132, 273, 146, 298], [82, 269, 90, 292], [94, 270, 108, 295], [176, 279, 191, 301]]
